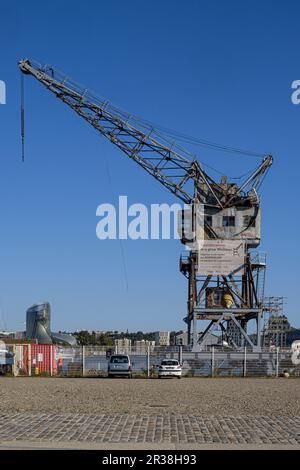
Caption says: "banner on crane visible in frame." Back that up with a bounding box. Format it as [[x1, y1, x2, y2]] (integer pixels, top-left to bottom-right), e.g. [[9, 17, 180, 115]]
[[197, 240, 245, 276]]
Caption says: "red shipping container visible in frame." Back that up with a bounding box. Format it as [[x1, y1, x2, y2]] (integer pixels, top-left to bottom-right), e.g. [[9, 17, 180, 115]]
[[23, 344, 58, 376]]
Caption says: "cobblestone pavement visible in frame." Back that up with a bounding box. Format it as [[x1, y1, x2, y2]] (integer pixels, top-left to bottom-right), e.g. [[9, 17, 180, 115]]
[[0, 413, 300, 446]]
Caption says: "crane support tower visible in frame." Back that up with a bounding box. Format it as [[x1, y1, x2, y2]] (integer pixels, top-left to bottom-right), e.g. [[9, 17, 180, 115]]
[[19, 59, 273, 351]]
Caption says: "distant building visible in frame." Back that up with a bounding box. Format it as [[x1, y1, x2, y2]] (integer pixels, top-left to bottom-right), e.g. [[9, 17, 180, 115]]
[[94, 331, 108, 337], [26, 303, 52, 344], [197, 332, 220, 347], [263, 315, 290, 348], [114, 338, 131, 353], [134, 340, 155, 354], [154, 331, 170, 346], [0, 331, 16, 339], [174, 331, 188, 346], [286, 328, 300, 346], [26, 302, 76, 346], [13, 331, 26, 340], [226, 320, 243, 347], [1, 331, 27, 341], [174, 330, 220, 347]]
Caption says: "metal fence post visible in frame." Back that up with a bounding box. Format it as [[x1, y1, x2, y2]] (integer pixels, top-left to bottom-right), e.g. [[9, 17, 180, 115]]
[[243, 346, 247, 377], [82, 345, 86, 377], [50, 344, 53, 377], [179, 345, 183, 365], [28, 344, 32, 377], [276, 347, 279, 377], [211, 346, 215, 377], [147, 346, 150, 378], [12, 345, 17, 377]]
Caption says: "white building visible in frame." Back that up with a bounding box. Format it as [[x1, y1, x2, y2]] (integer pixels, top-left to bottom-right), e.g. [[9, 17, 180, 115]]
[[134, 340, 155, 354], [114, 338, 132, 353], [154, 331, 170, 346]]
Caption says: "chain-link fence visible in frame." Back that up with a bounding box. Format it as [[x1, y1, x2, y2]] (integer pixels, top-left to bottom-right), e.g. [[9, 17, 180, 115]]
[[51, 345, 300, 378], [6, 344, 300, 377]]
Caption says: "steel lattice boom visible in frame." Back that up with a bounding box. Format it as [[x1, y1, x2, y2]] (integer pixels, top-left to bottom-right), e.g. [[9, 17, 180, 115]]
[[19, 59, 272, 209]]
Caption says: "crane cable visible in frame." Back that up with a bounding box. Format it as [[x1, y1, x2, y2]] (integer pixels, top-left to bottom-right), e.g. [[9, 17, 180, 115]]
[[128, 116, 265, 158], [20, 67, 129, 291], [102, 149, 129, 292], [22, 61, 266, 162], [20, 71, 25, 162], [154, 126, 265, 158], [29, 59, 266, 159]]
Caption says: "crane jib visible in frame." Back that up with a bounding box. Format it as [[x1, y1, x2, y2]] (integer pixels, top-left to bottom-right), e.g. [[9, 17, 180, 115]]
[[18, 58, 272, 209]]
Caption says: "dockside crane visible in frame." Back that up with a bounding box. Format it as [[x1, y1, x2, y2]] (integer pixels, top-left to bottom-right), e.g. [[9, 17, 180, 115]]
[[19, 59, 272, 350]]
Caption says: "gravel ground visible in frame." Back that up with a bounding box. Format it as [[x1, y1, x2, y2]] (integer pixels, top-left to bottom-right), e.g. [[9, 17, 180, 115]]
[[1, 377, 299, 416]]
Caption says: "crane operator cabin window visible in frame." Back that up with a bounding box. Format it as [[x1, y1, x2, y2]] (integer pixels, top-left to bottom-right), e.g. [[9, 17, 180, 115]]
[[222, 216, 235, 227]]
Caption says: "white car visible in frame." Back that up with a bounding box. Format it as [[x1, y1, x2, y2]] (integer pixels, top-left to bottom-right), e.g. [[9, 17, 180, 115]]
[[291, 340, 300, 365], [158, 359, 182, 379]]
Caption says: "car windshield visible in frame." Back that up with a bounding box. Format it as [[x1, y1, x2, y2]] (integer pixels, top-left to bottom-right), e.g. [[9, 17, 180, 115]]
[[161, 360, 179, 366], [110, 356, 129, 364]]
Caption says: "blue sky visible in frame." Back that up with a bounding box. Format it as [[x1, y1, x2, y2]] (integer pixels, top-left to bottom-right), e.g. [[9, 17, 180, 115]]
[[0, 0, 299, 332]]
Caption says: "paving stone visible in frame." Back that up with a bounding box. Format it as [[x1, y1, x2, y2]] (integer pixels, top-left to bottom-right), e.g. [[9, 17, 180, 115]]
[[0, 413, 300, 445]]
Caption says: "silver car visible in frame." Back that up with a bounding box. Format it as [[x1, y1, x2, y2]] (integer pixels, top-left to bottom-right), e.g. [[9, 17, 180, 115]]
[[108, 354, 132, 378], [158, 359, 182, 379]]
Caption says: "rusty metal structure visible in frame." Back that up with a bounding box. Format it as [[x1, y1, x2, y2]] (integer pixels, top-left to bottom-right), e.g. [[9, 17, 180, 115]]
[[19, 59, 273, 350]]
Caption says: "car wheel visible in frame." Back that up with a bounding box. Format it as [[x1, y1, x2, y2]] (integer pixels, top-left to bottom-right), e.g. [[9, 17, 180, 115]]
[[177, 376, 181, 379]]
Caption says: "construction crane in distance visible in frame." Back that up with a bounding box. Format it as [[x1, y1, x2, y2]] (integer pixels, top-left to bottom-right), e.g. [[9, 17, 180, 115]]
[[19, 58, 273, 350]]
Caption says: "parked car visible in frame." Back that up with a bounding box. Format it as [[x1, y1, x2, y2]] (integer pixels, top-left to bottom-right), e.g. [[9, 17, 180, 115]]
[[107, 354, 132, 378], [158, 359, 182, 379]]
